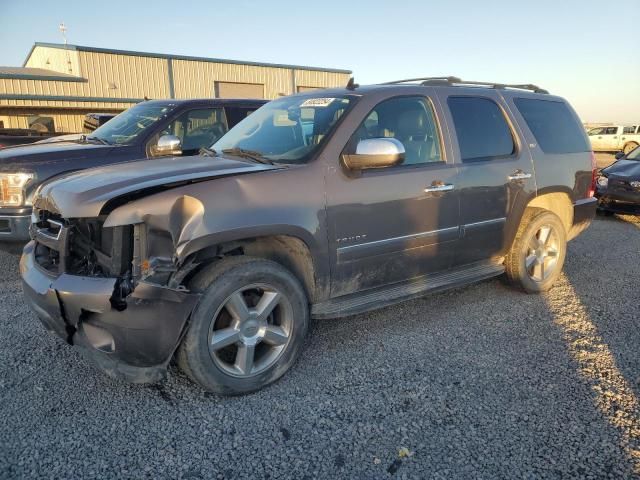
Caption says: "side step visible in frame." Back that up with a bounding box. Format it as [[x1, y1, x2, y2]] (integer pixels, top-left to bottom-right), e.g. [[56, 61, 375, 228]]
[[311, 261, 505, 319]]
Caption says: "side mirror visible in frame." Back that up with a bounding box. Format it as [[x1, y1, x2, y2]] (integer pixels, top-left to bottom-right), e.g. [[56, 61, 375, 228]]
[[152, 134, 182, 157], [615, 151, 625, 160], [342, 138, 405, 171]]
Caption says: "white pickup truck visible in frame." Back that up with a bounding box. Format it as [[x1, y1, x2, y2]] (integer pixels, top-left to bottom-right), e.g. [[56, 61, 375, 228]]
[[587, 125, 640, 154]]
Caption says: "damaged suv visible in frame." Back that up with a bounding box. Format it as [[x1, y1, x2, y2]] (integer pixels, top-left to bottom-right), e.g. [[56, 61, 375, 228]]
[[21, 78, 597, 394]]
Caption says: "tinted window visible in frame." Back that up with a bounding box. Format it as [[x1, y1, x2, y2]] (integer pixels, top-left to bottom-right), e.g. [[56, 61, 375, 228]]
[[348, 96, 442, 165], [623, 126, 635, 134], [163, 108, 227, 153], [448, 97, 514, 161], [514, 98, 590, 154], [225, 107, 258, 128]]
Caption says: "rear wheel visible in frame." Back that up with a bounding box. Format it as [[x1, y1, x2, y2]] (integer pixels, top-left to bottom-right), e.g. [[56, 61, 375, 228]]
[[504, 209, 567, 293], [177, 257, 309, 395], [623, 142, 639, 155]]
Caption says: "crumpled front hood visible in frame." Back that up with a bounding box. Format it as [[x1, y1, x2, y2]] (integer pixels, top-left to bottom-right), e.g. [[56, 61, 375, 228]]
[[0, 141, 115, 170], [602, 159, 640, 179], [34, 155, 280, 218]]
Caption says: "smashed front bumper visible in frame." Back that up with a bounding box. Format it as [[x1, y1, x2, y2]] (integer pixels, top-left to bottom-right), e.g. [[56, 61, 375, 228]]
[[20, 241, 200, 383], [596, 187, 640, 215]]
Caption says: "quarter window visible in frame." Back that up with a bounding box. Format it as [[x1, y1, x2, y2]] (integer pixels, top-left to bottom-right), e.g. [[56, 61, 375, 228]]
[[448, 96, 515, 161], [514, 98, 590, 154], [348, 96, 443, 165]]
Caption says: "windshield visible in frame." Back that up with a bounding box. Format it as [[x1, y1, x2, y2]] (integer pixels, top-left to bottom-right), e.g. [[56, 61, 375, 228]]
[[626, 146, 640, 160], [213, 95, 356, 163], [90, 103, 175, 145]]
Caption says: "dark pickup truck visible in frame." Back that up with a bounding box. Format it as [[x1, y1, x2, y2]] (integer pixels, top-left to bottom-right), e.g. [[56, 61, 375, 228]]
[[20, 78, 597, 395], [0, 98, 266, 241]]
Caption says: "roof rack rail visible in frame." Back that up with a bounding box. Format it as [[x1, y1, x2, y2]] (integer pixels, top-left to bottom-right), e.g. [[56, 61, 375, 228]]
[[381, 76, 549, 94]]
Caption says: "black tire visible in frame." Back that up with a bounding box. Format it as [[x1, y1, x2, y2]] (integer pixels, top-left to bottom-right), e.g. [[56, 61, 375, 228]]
[[177, 256, 309, 395], [504, 209, 567, 293]]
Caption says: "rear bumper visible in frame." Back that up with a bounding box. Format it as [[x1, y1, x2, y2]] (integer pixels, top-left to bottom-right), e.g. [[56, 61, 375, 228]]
[[20, 241, 200, 383], [0, 214, 31, 241], [569, 197, 597, 240]]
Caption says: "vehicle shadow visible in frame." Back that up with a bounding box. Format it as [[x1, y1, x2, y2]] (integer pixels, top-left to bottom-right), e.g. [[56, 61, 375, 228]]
[[542, 214, 640, 473]]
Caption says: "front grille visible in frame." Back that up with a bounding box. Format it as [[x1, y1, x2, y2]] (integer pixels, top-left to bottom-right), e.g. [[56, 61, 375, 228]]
[[32, 209, 133, 277]]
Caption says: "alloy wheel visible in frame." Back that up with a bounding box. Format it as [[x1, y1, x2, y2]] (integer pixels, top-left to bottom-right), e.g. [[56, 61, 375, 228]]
[[208, 284, 293, 378], [525, 224, 560, 282]]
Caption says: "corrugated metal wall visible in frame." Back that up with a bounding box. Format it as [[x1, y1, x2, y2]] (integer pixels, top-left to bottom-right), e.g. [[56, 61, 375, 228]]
[[172, 60, 349, 99], [0, 108, 121, 133], [77, 50, 170, 100], [172, 60, 289, 99], [0, 44, 351, 132], [24, 46, 81, 76]]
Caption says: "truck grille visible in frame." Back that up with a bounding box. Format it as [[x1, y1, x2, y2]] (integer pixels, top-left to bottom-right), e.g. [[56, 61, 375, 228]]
[[31, 209, 133, 277]]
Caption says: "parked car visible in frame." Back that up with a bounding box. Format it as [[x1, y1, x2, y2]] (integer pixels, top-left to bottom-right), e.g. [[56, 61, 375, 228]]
[[596, 145, 640, 215], [0, 98, 266, 241], [0, 128, 65, 148], [587, 125, 640, 154], [21, 78, 597, 394]]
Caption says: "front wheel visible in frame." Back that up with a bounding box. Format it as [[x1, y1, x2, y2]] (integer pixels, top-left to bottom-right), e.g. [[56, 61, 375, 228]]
[[504, 209, 567, 293], [177, 257, 309, 395]]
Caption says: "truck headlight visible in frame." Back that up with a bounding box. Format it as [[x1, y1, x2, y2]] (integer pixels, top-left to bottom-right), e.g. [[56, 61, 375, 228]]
[[0, 173, 34, 206], [596, 176, 608, 188]]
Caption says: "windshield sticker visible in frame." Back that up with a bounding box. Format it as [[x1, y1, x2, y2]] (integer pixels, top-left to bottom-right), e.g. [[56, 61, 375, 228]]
[[300, 98, 337, 108]]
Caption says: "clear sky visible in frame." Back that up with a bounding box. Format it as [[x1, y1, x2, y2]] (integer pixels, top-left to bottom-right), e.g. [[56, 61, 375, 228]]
[[1, 0, 638, 123]]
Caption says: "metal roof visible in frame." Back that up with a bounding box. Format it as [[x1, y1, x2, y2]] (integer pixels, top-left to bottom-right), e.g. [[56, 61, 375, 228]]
[[0, 66, 86, 82], [25, 42, 352, 74]]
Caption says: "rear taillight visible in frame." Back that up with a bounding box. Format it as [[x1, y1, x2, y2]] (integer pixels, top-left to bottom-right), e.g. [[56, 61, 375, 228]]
[[588, 151, 597, 198]]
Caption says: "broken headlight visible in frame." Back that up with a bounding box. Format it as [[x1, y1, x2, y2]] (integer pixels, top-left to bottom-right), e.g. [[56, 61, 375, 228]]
[[596, 176, 608, 188]]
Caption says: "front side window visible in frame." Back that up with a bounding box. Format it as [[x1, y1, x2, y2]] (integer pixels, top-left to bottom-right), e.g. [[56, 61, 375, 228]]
[[346, 96, 442, 165], [514, 98, 590, 154], [90, 103, 175, 145], [448, 96, 515, 161], [213, 95, 356, 163], [160, 108, 227, 153]]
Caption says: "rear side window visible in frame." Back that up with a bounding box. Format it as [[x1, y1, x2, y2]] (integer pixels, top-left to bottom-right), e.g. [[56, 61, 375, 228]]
[[448, 97, 515, 161], [514, 98, 590, 154]]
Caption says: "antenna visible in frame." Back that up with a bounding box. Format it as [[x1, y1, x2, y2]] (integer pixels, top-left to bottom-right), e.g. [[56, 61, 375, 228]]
[[58, 22, 73, 73], [58, 22, 68, 45]]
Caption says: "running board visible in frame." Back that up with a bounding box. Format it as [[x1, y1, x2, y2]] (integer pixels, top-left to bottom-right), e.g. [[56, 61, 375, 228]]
[[311, 261, 505, 319]]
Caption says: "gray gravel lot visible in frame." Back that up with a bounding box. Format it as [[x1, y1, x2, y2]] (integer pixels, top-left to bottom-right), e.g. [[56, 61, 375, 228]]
[[1, 214, 639, 479]]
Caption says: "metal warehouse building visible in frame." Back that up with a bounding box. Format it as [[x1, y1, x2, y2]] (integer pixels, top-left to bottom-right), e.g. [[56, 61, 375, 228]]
[[0, 42, 352, 133]]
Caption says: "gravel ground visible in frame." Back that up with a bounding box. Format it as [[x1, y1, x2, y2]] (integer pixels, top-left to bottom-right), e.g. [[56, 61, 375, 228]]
[[1, 215, 639, 479]]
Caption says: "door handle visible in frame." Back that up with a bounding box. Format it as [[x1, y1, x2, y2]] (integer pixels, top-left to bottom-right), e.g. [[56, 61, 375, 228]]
[[508, 171, 532, 181], [424, 182, 454, 193]]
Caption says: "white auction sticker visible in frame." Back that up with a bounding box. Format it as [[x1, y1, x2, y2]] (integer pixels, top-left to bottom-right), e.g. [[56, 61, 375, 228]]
[[300, 98, 336, 108]]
